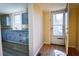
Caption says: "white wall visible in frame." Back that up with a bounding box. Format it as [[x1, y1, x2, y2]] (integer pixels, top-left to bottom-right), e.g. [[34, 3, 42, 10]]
[[28, 4, 33, 56], [28, 4, 43, 56], [33, 8, 43, 55]]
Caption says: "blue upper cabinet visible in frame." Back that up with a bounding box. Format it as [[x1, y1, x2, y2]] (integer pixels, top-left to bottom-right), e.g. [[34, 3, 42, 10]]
[[1, 16, 10, 27], [1, 16, 7, 27], [22, 13, 28, 24]]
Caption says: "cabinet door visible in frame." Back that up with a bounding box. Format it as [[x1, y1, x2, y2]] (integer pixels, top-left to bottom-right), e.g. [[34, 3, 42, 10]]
[[22, 13, 28, 24], [1, 16, 10, 27], [1, 16, 7, 27]]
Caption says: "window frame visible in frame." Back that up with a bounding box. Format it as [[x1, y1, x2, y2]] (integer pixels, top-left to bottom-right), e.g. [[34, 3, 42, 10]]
[[13, 13, 22, 30]]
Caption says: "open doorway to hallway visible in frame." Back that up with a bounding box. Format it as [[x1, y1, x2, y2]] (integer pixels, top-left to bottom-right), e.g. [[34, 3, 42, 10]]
[[36, 3, 68, 56]]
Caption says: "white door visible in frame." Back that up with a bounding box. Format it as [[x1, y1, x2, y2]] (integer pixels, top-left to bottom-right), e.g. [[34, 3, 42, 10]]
[[51, 11, 66, 45]]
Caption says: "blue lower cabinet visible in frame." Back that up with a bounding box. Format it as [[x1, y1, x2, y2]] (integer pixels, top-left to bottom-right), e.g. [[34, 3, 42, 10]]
[[2, 30, 28, 45]]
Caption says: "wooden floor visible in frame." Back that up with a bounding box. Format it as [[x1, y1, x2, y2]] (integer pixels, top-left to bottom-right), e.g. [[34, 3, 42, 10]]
[[2, 41, 29, 56], [37, 44, 66, 56], [2, 41, 79, 56], [68, 47, 79, 56], [37, 44, 79, 56]]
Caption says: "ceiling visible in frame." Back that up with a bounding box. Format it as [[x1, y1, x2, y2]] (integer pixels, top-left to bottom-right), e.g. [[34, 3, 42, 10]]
[[0, 3, 28, 14], [0, 3, 66, 14], [39, 3, 66, 11]]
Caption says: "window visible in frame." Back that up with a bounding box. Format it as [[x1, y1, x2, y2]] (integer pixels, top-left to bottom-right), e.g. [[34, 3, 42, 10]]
[[52, 13, 63, 36], [6, 16, 10, 26], [13, 14, 22, 30]]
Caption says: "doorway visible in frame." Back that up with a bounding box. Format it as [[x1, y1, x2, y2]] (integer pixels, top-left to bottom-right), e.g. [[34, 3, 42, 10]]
[[51, 10, 67, 45]]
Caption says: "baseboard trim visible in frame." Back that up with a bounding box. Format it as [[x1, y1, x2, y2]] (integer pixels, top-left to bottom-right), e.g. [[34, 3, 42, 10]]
[[34, 43, 44, 56], [44, 41, 50, 44], [51, 43, 65, 46]]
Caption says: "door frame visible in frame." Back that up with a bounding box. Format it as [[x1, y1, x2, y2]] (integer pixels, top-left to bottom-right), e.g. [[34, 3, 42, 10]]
[[50, 9, 68, 55], [0, 19, 3, 56], [50, 10, 66, 45]]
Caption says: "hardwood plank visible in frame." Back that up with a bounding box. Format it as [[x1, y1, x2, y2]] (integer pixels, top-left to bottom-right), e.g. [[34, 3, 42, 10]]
[[37, 44, 65, 56], [2, 41, 29, 56], [68, 47, 79, 56]]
